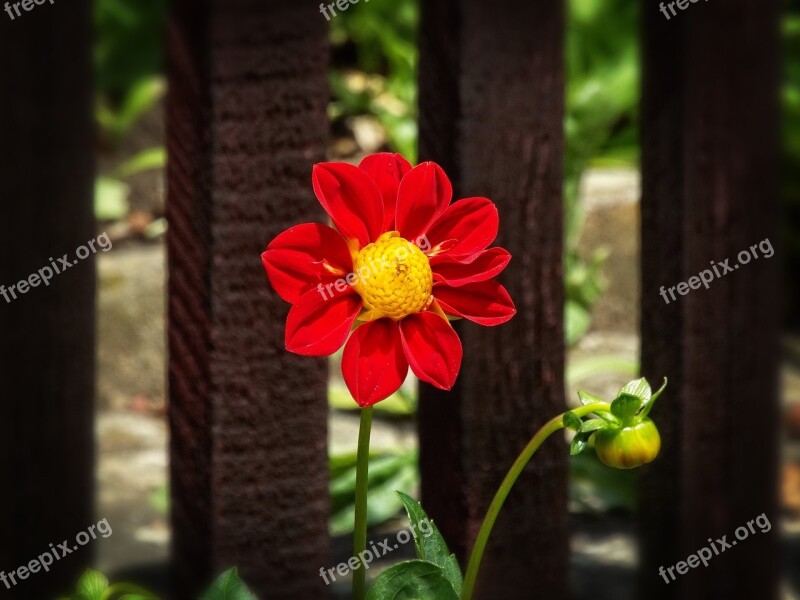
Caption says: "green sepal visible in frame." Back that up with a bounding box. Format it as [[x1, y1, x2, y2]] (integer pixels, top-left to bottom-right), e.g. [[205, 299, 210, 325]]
[[580, 418, 610, 433], [366, 560, 459, 600], [563, 411, 583, 432], [77, 570, 108, 600], [610, 393, 643, 421], [577, 389, 606, 406], [639, 377, 668, 418], [618, 377, 651, 403]]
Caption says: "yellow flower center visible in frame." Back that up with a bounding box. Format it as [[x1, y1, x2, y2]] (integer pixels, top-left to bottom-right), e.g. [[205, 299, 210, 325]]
[[352, 232, 433, 320]]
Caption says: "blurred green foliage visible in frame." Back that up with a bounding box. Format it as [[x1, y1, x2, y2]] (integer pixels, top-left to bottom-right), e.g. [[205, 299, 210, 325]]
[[329, 0, 419, 161], [330, 449, 419, 535], [95, 0, 166, 98], [95, 0, 167, 145], [564, 0, 639, 344], [783, 3, 800, 326]]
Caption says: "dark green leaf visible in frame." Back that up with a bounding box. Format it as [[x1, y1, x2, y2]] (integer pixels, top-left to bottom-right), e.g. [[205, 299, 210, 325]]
[[366, 560, 459, 600], [396, 492, 462, 595], [199, 568, 256, 600], [610, 393, 642, 421], [570, 431, 592, 455], [563, 411, 583, 432]]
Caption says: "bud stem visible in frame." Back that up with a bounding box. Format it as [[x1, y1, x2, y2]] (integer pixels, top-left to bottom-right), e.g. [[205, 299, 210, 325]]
[[460, 402, 611, 600]]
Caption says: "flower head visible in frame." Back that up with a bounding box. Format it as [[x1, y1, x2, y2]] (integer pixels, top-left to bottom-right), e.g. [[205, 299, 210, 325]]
[[262, 152, 516, 407], [565, 377, 667, 469]]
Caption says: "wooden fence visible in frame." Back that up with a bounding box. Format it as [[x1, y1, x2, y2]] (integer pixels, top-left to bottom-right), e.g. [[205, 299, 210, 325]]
[[0, 0, 781, 599]]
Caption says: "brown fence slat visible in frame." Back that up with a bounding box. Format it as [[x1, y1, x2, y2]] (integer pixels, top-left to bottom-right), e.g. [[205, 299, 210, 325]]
[[166, 1, 330, 597], [418, 1, 568, 598], [0, 2, 96, 598], [639, 1, 781, 598]]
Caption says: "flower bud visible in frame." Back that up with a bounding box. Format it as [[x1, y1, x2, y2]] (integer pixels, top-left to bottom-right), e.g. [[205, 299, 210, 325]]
[[594, 418, 661, 469]]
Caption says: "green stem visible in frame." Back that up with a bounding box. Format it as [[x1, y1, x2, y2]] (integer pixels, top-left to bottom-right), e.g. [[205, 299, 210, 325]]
[[460, 402, 611, 600], [353, 406, 374, 600]]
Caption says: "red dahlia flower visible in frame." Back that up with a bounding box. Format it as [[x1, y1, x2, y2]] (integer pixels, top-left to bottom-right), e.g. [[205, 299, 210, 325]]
[[262, 152, 515, 407]]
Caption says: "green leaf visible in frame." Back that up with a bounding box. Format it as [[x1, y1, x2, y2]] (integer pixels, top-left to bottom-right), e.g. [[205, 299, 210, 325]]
[[77, 570, 108, 600], [570, 431, 592, 456], [114, 146, 166, 178], [610, 393, 642, 421], [580, 419, 610, 433], [95, 177, 130, 221], [577, 389, 606, 406], [563, 411, 583, 432], [640, 377, 667, 417], [565, 299, 592, 346], [396, 492, 463, 595], [366, 560, 459, 600], [618, 377, 651, 403], [199, 569, 256, 600]]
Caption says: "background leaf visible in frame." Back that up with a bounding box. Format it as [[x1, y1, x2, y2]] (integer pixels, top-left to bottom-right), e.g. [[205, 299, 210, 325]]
[[330, 450, 418, 535]]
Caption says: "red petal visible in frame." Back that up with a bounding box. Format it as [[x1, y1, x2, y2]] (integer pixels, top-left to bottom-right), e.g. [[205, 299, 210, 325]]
[[312, 162, 384, 245], [285, 288, 362, 356], [262, 223, 353, 303], [434, 280, 516, 326], [342, 319, 409, 407], [359, 153, 413, 231], [395, 162, 452, 241], [425, 197, 499, 258], [431, 248, 511, 287], [399, 312, 462, 390]]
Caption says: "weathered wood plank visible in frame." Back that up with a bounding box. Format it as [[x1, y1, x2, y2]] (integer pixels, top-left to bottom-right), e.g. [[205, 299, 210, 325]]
[[418, 1, 568, 598], [0, 2, 96, 598], [166, 2, 330, 598], [640, 1, 781, 598]]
